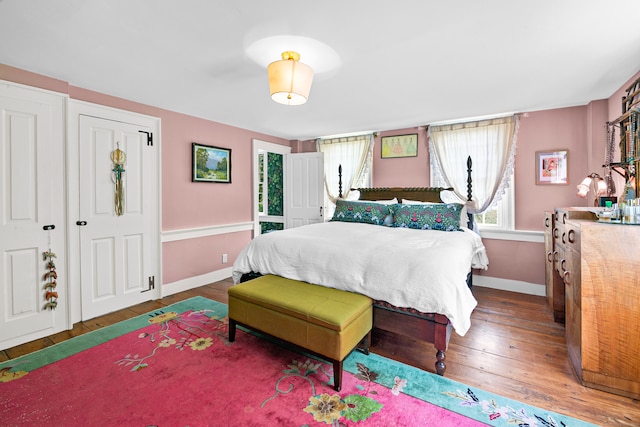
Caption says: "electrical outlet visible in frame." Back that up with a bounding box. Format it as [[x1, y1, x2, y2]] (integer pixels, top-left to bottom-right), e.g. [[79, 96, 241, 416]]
[[222, 253, 228, 263]]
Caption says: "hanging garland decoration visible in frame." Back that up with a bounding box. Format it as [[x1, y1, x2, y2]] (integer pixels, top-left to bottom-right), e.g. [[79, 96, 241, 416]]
[[605, 124, 616, 196], [43, 250, 58, 310], [111, 143, 127, 216]]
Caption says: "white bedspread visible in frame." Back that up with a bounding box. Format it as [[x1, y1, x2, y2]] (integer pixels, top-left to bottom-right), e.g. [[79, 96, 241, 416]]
[[232, 222, 489, 336]]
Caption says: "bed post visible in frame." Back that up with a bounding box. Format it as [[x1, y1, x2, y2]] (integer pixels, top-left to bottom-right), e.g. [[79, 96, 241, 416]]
[[466, 155, 473, 228], [338, 164, 343, 199], [466, 156, 473, 203], [466, 155, 474, 289]]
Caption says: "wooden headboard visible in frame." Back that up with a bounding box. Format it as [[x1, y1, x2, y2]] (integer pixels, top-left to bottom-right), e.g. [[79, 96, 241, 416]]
[[352, 187, 452, 203], [337, 155, 474, 203], [336, 156, 475, 230]]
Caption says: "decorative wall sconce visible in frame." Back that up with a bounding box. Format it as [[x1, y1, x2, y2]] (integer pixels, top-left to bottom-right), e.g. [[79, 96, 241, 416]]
[[267, 51, 314, 106]]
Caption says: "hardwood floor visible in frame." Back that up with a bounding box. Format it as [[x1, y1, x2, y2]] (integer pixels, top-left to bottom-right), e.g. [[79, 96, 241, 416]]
[[1, 280, 637, 426]]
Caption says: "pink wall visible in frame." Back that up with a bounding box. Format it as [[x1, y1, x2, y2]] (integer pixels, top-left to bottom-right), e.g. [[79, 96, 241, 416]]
[[373, 127, 431, 187]]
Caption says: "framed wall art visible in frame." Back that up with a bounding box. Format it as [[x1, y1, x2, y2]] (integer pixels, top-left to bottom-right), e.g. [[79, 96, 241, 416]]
[[192, 142, 231, 183], [381, 134, 418, 158], [535, 149, 568, 185]]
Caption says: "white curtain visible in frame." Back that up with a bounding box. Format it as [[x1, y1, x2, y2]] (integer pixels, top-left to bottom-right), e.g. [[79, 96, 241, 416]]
[[317, 134, 374, 219], [428, 115, 519, 214]]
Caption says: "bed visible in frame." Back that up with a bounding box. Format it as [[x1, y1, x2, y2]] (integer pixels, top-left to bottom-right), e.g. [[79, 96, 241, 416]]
[[232, 157, 488, 375]]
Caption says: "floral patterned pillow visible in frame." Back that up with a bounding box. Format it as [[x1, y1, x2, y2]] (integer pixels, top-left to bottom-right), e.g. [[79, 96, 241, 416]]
[[391, 203, 463, 231], [331, 199, 390, 226]]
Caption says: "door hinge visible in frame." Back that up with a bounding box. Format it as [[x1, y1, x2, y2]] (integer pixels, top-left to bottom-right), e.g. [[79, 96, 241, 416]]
[[139, 130, 153, 146], [142, 275, 155, 293]]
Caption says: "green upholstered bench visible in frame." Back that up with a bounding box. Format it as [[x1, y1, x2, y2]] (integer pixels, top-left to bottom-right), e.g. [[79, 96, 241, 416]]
[[228, 274, 373, 391]]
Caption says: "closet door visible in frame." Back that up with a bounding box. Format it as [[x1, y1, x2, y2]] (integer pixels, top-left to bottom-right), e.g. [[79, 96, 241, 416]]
[[0, 82, 67, 350], [78, 114, 159, 320]]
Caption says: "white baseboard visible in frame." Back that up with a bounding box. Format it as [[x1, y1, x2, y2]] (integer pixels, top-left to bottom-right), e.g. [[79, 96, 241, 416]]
[[473, 275, 546, 297], [161, 269, 545, 298], [162, 267, 233, 297]]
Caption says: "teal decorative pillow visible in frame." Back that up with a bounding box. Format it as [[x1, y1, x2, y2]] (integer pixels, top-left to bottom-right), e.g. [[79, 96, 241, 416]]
[[391, 203, 463, 231], [331, 199, 389, 225]]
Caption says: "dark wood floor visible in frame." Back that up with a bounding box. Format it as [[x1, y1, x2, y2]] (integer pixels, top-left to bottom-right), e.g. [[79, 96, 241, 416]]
[[1, 280, 637, 426]]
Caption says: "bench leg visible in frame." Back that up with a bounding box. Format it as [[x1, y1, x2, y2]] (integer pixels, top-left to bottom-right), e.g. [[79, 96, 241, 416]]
[[228, 319, 237, 342], [333, 360, 343, 392]]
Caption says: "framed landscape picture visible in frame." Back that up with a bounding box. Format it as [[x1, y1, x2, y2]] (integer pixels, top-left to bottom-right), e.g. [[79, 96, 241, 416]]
[[381, 134, 418, 158], [535, 149, 568, 185], [192, 142, 231, 183]]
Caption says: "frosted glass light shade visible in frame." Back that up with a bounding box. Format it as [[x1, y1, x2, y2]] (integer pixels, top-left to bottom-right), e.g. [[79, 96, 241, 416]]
[[596, 179, 608, 196], [576, 176, 592, 198], [268, 51, 314, 106]]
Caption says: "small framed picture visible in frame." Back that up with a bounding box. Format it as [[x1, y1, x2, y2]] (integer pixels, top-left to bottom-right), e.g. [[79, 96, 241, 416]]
[[536, 150, 568, 185], [381, 134, 418, 158], [192, 142, 231, 183]]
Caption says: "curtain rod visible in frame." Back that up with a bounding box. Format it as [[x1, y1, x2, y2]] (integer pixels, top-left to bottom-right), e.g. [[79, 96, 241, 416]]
[[425, 112, 524, 128]]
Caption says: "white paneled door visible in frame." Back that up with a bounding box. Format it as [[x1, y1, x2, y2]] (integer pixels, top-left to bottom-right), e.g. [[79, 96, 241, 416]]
[[0, 83, 68, 350], [286, 152, 324, 228], [78, 115, 159, 320]]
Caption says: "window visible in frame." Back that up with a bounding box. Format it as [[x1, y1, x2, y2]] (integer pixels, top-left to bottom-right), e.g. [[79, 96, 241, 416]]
[[429, 116, 519, 231], [317, 133, 374, 220], [473, 175, 514, 229]]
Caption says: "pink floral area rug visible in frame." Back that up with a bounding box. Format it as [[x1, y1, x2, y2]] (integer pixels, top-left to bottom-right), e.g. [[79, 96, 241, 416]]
[[0, 297, 596, 426]]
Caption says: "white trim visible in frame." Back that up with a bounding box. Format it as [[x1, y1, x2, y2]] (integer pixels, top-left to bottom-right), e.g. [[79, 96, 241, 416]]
[[478, 229, 543, 242], [473, 275, 545, 296], [161, 222, 254, 242], [162, 267, 233, 296]]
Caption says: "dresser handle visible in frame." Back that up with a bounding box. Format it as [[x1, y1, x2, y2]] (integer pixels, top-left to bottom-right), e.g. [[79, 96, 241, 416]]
[[561, 259, 567, 271], [563, 270, 570, 284], [562, 232, 566, 244], [547, 251, 553, 262], [568, 229, 575, 244]]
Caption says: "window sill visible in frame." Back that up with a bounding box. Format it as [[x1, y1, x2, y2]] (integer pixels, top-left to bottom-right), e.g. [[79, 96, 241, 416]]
[[478, 228, 543, 243]]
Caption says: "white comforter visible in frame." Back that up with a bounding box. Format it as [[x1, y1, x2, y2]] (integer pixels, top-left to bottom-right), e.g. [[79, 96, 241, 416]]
[[232, 222, 489, 336]]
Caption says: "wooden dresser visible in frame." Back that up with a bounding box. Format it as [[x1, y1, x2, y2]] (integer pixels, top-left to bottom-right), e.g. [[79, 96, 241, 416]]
[[552, 207, 640, 399], [546, 208, 597, 323], [544, 211, 563, 322]]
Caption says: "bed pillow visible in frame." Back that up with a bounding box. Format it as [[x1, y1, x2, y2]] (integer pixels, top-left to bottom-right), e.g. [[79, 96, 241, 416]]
[[360, 198, 397, 226], [402, 199, 469, 229], [369, 198, 398, 205], [331, 199, 390, 225], [391, 203, 463, 231]]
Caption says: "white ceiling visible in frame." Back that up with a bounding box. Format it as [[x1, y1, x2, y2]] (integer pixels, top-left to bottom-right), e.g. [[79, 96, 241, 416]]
[[1, 0, 639, 140]]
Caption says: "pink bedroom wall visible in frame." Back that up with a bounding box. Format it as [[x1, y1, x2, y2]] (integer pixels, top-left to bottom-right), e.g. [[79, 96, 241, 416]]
[[159, 109, 290, 284], [374, 127, 431, 187], [159, 109, 289, 230], [515, 106, 590, 230]]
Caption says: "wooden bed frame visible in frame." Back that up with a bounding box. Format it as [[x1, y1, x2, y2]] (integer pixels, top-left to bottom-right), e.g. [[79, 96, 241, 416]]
[[337, 156, 474, 376]]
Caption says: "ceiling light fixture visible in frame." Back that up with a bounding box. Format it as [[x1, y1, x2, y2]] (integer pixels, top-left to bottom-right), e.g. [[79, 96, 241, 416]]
[[267, 51, 313, 106]]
